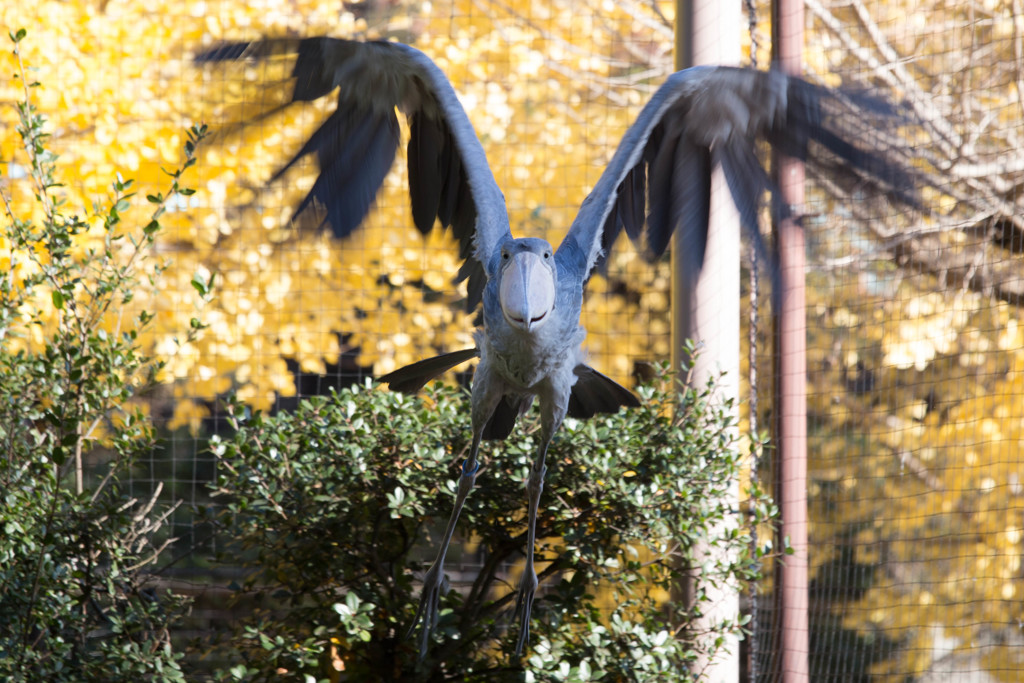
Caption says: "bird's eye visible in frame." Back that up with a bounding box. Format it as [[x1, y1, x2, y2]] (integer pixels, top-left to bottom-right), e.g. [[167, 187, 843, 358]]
[[543, 251, 551, 259], [502, 252, 510, 260]]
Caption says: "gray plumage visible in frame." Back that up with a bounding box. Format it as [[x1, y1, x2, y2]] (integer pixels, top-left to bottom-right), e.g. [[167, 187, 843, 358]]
[[196, 36, 916, 658]]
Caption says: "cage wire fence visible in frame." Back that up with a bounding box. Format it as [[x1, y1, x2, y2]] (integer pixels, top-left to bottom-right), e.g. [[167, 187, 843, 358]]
[[3, 0, 1023, 679], [786, 1, 1024, 680]]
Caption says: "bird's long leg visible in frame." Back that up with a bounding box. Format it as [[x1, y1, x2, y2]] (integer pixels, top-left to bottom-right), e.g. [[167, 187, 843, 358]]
[[407, 435, 481, 659], [408, 377, 500, 660], [514, 388, 566, 655], [514, 438, 550, 655]]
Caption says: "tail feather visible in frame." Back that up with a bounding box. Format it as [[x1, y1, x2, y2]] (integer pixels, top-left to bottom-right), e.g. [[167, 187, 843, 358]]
[[483, 396, 529, 441]]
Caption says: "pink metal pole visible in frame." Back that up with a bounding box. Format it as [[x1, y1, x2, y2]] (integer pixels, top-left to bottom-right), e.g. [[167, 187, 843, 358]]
[[772, 0, 810, 679]]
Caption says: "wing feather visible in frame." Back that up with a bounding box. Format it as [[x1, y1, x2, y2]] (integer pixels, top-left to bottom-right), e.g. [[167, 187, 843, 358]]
[[195, 37, 511, 304], [667, 137, 713, 274], [567, 365, 640, 418], [620, 164, 647, 243], [286, 108, 400, 237], [408, 111, 445, 234], [379, 348, 479, 393], [557, 65, 918, 285], [644, 119, 682, 258], [437, 127, 462, 227]]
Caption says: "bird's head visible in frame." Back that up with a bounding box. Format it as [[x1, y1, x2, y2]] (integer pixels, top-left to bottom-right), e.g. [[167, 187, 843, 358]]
[[497, 238, 556, 332]]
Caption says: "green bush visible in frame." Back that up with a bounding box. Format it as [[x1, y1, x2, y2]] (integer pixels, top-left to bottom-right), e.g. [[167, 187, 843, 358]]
[[205, 362, 773, 682], [0, 29, 206, 682]]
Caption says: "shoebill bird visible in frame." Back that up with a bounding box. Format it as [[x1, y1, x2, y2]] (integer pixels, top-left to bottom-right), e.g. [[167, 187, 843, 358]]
[[196, 37, 915, 657]]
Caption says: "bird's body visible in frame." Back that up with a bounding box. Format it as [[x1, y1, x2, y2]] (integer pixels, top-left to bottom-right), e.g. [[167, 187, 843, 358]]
[[479, 320, 585, 400], [196, 36, 916, 658]]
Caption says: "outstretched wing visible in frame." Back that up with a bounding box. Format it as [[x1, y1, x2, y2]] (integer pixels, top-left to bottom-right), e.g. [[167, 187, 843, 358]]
[[195, 37, 512, 307], [557, 65, 918, 282]]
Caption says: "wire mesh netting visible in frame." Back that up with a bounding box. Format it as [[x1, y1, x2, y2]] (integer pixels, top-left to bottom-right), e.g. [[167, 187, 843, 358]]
[[2, 0, 1022, 680], [772, 1, 1024, 680]]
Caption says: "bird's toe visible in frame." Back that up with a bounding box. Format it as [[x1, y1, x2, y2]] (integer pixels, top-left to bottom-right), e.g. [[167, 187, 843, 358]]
[[514, 571, 539, 655], [408, 562, 447, 660]]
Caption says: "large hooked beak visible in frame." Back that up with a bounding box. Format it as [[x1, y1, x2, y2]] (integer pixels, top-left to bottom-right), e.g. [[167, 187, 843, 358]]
[[499, 252, 555, 332]]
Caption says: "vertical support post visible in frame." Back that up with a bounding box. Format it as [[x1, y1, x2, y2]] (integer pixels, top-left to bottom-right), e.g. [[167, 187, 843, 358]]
[[674, 1, 741, 680], [772, 0, 810, 680]]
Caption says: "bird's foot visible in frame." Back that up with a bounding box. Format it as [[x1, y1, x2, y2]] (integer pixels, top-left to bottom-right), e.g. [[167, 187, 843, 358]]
[[407, 560, 448, 660], [514, 567, 539, 655], [407, 458, 479, 660]]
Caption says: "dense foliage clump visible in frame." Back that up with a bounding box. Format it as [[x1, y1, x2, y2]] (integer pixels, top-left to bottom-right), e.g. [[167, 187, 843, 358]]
[[205, 363, 771, 682]]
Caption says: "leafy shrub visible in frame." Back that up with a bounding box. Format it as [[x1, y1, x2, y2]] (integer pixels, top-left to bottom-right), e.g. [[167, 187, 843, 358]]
[[0, 29, 206, 682], [205, 362, 773, 682]]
